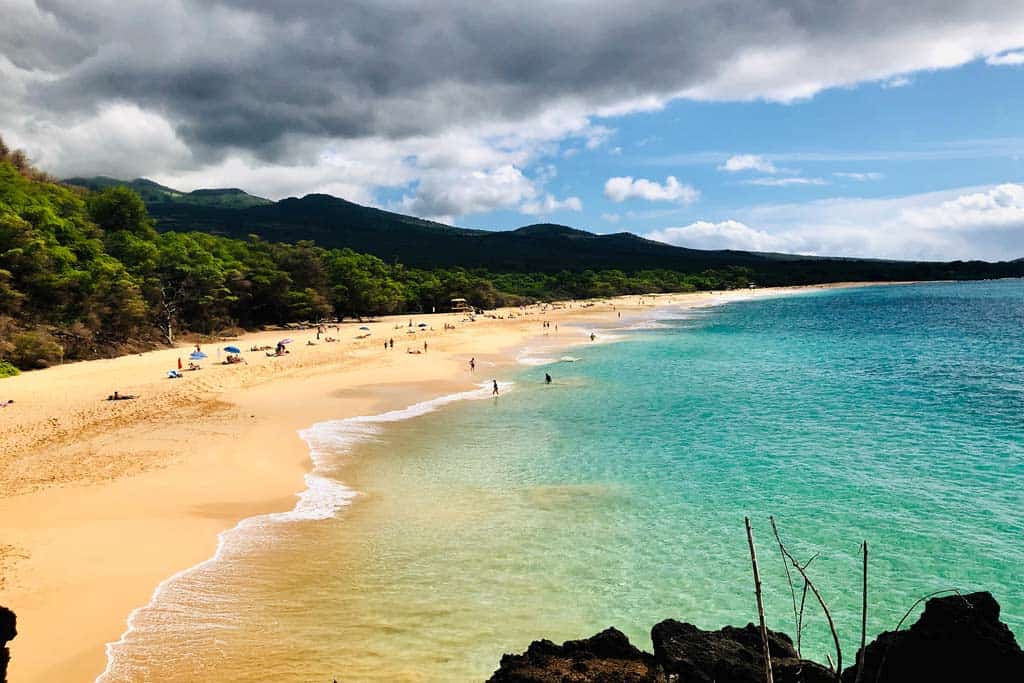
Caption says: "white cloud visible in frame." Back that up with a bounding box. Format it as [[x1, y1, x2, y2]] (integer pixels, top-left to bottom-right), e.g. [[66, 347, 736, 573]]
[[646, 183, 1024, 260], [719, 154, 778, 173], [584, 125, 615, 150], [986, 51, 1024, 66], [834, 172, 884, 181], [882, 75, 912, 88], [521, 193, 583, 215], [745, 177, 827, 186], [397, 164, 540, 223], [899, 183, 1024, 231], [16, 103, 191, 179], [604, 175, 699, 204], [648, 220, 793, 252], [601, 212, 621, 223]]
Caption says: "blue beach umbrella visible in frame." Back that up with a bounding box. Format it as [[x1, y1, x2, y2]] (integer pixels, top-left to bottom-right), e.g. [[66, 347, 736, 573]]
[[359, 326, 371, 331], [223, 345, 241, 354], [189, 351, 207, 360]]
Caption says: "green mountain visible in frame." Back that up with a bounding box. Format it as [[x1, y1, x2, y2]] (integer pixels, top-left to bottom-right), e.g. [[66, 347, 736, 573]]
[[65, 176, 272, 209], [61, 176, 1024, 284]]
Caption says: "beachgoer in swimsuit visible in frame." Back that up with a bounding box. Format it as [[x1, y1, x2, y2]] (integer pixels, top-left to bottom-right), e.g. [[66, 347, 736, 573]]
[[545, 373, 552, 384], [492, 380, 499, 395]]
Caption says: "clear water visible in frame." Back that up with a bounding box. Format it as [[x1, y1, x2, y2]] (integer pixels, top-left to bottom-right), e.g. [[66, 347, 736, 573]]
[[104, 281, 1024, 681]]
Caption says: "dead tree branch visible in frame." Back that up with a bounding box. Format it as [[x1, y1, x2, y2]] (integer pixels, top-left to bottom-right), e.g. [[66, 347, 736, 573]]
[[746, 517, 774, 683], [771, 521, 842, 680]]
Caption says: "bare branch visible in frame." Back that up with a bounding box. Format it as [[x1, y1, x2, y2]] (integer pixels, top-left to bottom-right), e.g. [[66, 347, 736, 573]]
[[770, 516, 801, 658], [746, 517, 774, 683], [771, 520, 842, 681], [854, 541, 868, 683]]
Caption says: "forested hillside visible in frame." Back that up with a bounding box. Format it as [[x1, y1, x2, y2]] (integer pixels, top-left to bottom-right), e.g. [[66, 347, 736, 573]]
[[0, 138, 752, 372], [68, 175, 1024, 282]]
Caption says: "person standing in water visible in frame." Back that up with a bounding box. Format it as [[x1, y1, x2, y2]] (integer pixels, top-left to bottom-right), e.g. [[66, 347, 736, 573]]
[[545, 373, 552, 384], [590, 332, 596, 341], [492, 379, 499, 395]]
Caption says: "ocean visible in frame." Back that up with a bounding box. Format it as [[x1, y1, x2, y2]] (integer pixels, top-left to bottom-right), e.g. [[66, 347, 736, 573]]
[[101, 280, 1024, 681]]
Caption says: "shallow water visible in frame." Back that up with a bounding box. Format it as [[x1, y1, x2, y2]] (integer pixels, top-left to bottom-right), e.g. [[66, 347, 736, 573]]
[[103, 281, 1024, 681]]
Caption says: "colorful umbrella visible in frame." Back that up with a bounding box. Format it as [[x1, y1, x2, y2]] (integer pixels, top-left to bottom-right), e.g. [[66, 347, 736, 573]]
[[189, 351, 207, 360], [223, 345, 241, 354]]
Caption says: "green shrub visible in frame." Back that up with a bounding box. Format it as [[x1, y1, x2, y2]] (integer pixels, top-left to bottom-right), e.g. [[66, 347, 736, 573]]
[[9, 331, 63, 369], [0, 360, 19, 377]]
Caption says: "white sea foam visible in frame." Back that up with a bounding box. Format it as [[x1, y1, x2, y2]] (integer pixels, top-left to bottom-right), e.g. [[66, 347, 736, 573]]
[[97, 381, 511, 682], [517, 354, 557, 366], [616, 319, 673, 331]]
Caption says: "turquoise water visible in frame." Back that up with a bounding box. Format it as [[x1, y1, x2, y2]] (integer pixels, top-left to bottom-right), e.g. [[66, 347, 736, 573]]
[[105, 281, 1024, 681]]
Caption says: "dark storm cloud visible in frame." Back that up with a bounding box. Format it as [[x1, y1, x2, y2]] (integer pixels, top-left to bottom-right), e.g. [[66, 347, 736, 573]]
[[9, 0, 1021, 162]]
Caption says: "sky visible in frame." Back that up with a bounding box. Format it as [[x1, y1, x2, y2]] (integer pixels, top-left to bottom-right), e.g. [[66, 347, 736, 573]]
[[3, 1, 1024, 261]]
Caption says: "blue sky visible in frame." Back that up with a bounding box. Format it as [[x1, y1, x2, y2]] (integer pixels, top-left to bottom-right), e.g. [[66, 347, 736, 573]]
[[5, 1, 1024, 261], [450, 59, 1024, 259]]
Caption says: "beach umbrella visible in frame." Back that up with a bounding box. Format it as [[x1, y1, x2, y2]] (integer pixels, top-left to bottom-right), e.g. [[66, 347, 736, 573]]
[[359, 326, 371, 331], [223, 345, 241, 354], [417, 323, 428, 328], [189, 351, 207, 360], [278, 338, 294, 345]]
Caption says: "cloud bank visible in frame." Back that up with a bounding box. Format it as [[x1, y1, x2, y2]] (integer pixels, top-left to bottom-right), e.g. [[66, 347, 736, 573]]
[[646, 183, 1024, 261], [3, 0, 1024, 222]]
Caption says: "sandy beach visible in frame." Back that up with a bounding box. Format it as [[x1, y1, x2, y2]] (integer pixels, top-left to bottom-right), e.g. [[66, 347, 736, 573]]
[[0, 284, 885, 681]]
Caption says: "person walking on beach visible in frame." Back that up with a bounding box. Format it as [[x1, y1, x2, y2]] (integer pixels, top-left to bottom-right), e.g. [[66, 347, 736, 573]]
[[469, 357, 476, 372], [545, 373, 552, 384], [389, 337, 394, 349], [590, 332, 596, 341], [492, 380, 499, 395], [423, 341, 428, 353]]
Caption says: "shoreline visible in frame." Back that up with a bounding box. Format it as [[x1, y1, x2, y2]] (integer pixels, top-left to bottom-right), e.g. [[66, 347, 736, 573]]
[[0, 282, 904, 681]]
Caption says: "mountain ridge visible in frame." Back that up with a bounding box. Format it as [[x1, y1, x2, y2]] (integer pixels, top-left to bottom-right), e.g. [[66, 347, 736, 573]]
[[62, 175, 1024, 282]]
